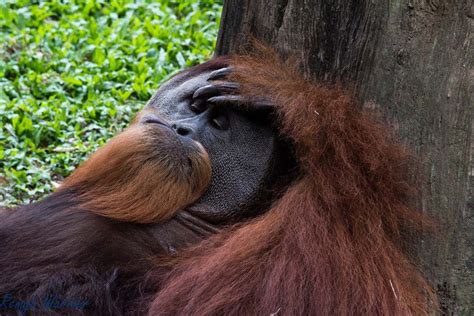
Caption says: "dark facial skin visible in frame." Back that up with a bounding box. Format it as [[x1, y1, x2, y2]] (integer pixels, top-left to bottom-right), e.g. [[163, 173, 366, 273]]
[[145, 64, 285, 223]]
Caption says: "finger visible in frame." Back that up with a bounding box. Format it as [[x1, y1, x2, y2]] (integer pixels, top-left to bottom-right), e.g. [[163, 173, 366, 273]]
[[208, 67, 233, 80], [207, 95, 244, 104], [193, 85, 219, 100], [193, 82, 240, 100], [207, 95, 275, 111]]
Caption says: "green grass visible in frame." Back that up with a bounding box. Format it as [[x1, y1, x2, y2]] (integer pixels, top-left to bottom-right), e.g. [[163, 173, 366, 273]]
[[0, 0, 222, 206]]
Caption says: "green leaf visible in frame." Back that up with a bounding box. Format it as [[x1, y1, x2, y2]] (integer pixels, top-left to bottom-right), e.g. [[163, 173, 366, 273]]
[[93, 48, 107, 66], [176, 52, 186, 67], [0, 0, 222, 206], [63, 76, 83, 86]]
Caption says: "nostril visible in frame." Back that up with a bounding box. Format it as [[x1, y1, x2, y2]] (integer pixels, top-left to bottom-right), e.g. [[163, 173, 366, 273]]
[[171, 122, 194, 137], [176, 126, 191, 136]]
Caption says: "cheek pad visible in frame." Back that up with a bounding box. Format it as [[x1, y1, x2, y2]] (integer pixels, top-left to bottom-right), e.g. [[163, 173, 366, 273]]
[[195, 117, 276, 222]]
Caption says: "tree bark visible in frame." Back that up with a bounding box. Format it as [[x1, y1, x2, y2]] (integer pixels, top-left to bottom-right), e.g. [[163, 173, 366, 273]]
[[215, 0, 473, 314]]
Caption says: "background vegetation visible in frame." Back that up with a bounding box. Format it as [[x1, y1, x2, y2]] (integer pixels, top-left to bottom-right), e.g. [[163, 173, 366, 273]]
[[0, 0, 222, 206]]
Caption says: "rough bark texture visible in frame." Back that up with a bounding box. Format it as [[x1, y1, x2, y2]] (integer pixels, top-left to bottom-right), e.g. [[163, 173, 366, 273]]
[[215, 0, 473, 314]]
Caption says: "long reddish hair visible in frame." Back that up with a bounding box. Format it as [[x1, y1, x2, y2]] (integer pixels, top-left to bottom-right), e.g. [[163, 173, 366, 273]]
[[148, 50, 437, 315], [62, 123, 211, 224]]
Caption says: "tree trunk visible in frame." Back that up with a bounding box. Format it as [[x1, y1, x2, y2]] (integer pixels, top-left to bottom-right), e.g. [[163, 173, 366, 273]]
[[215, 0, 473, 314]]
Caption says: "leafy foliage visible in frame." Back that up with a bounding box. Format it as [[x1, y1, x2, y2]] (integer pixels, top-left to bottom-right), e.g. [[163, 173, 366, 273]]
[[0, 0, 222, 206]]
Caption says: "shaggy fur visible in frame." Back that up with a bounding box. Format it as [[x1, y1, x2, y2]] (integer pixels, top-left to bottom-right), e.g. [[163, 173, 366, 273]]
[[148, 51, 437, 315], [0, 51, 436, 315], [63, 122, 211, 223]]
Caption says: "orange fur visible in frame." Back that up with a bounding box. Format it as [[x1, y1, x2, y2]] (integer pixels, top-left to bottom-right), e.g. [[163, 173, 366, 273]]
[[62, 123, 211, 224]]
